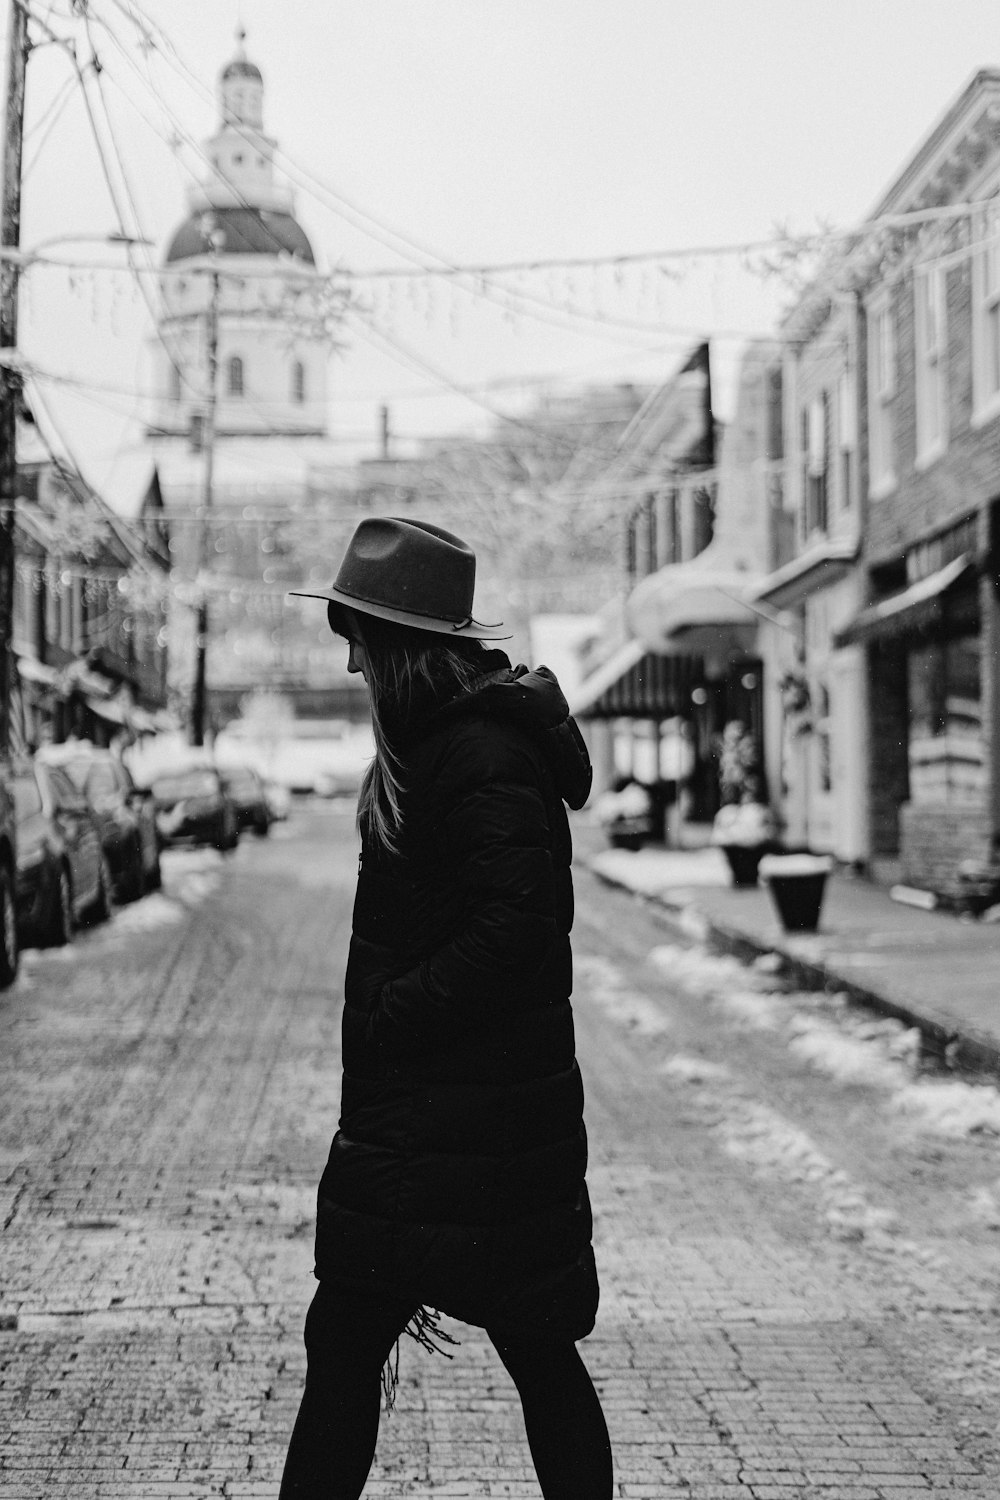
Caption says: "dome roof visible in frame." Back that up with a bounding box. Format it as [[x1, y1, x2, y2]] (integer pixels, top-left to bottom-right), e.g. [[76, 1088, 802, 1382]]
[[164, 207, 315, 265], [221, 57, 262, 83]]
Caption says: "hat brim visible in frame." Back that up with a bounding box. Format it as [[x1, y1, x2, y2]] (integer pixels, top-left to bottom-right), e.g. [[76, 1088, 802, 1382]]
[[289, 584, 511, 640]]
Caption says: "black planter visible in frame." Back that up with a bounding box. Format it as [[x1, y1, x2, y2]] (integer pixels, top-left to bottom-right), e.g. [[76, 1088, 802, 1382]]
[[721, 844, 766, 887], [760, 855, 833, 932]]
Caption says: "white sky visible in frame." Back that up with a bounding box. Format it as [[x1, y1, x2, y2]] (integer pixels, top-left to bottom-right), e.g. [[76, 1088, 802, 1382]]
[[6, 0, 1000, 504]]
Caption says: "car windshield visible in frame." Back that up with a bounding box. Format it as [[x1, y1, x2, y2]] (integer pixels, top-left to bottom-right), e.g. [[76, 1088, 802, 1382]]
[[152, 769, 217, 800]]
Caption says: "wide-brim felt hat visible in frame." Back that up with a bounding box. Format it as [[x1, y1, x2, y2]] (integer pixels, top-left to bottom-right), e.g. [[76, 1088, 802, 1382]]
[[289, 515, 510, 640]]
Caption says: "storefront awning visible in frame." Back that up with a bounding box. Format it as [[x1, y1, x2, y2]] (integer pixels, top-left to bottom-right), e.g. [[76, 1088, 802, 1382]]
[[625, 559, 762, 666], [754, 536, 859, 610], [569, 640, 699, 719], [568, 639, 644, 716], [834, 554, 976, 648]]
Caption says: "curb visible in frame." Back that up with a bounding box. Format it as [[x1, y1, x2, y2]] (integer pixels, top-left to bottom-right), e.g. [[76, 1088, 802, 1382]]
[[588, 863, 1000, 1081]]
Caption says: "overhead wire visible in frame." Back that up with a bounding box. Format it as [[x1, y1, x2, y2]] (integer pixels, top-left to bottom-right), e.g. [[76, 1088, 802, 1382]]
[[83, 1, 749, 349]]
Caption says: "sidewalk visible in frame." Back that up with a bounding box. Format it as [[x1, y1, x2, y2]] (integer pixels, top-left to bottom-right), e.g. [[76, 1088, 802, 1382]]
[[586, 839, 1000, 1076]]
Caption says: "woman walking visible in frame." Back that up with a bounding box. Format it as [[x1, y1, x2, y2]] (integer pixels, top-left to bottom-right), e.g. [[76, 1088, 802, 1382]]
[[281, 516, 612, 1500]]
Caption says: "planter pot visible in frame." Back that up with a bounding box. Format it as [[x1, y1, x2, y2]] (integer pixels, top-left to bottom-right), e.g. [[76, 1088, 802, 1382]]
[[759, 854, 834, 933], [720, 844, 767, 887]]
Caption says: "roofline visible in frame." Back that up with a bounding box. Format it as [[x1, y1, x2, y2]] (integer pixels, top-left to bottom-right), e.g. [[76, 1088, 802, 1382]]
[[865, 67, 1000, 220]]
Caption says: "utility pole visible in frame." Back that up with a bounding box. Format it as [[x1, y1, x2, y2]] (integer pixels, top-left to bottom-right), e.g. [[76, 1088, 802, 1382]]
[[0, 0, 29, 758], [190, 222, 223, 747]]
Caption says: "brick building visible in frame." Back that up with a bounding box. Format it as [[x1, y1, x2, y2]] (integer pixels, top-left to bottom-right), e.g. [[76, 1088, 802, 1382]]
[[574, 341, 786, 826], [754, 279, 868, 862], [12, 428, 171, 750], [757, 69, 1000, 896], [837, 69, 1000, 898]]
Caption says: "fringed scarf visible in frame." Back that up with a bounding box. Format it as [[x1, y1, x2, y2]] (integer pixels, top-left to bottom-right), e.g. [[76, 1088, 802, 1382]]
[[381, 1305, 460, 1414]]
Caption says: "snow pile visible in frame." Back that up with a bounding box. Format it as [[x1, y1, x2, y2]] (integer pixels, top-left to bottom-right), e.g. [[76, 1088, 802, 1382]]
[[574, 953, 672, 1038], [646, 939, 1000, 1141], [649, 943, 786, 1031], [590, 846, 730, 895], [968, 1182, 1000, 1229], [893, 1078, 1000, 1137], [720, 1100, 897, 1241], [658, 1053, 731, 1084], [162, 848, 225, 907], [107, 893, 186, 933], [786, 1013, 908, 1091]]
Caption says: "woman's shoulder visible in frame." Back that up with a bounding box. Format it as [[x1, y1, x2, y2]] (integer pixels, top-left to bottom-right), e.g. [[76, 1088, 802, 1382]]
[[413, 709, 545, 791]]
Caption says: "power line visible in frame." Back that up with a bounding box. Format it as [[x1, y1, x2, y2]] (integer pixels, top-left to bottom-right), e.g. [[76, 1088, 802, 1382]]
[[78, 4, 769, 347]]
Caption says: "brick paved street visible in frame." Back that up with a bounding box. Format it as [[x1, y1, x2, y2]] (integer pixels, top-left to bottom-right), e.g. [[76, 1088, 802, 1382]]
[[2, 805, 999, 1498]]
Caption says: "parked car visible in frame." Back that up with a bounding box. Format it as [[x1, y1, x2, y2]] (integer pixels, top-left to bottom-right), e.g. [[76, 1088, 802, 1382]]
[[0, 764, 19, 986], [148, 764, 239, 851], [12, 759, 112, 946], [218, 764, 272, 837], [38, 743, 161, 901]]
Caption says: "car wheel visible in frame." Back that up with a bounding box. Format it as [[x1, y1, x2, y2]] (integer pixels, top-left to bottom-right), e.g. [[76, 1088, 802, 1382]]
[[46, 863, 74, 947], [0, 865, 19, 988]]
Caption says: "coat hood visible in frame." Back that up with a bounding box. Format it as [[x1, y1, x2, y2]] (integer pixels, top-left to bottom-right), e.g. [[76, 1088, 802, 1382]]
[[427, 653, 593, 811]]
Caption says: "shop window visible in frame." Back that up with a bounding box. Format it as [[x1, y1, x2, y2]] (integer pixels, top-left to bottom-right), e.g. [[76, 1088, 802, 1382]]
[[228, 356, 244, 397], [907, 632, 984, 804], [799, 406, 809, 533], [805, 394, 828, 535], [667, 487, 681, 564], [837, 370, 855, 510], [691, 483, 715, 555], [914, 267, 947, 464], [815, 682, 832, 793], [972, 201, 1000, 421], [867, 294, 896, 495]]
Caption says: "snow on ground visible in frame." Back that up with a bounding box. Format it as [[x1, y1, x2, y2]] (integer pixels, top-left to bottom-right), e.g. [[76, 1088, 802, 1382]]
[[574, 953, 672, 1039], [590, 846, 730, 896], [107, 848, 225, 937], [643, 938, 1000, 1140]]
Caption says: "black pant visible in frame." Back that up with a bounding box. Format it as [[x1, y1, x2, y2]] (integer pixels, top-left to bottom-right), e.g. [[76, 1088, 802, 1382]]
[[279, 1281, 614, 1500]]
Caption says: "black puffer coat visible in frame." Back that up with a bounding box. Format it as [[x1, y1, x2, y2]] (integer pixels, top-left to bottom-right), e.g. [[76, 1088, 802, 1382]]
[[315, 652, 599, 1340]]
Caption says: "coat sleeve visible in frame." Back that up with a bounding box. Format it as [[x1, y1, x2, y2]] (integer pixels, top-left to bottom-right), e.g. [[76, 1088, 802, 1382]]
[[367, 725, 559, 1058]]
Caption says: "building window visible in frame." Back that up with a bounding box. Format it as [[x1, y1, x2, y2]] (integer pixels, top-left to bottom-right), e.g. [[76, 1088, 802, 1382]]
[[837, 370, 855, 510], [972, 201, 1000, 421], [867, 295, 896, 495], [804, 393, 828, 535], [908, 632, 984, 805], [815, 681, 832, 793], [914, 267, 947, 463], [667, 487, 681, 564], [799, 406, 809, 534], [292, 360, 306, 404], [228, 356, 244, 397]]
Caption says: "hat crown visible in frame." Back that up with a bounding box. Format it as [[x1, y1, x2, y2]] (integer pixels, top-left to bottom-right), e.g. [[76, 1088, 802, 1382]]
[[334, 517, 477, 625]]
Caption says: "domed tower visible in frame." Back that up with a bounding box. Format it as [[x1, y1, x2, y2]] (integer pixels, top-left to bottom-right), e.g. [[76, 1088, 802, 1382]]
[[148, 31, 328, 442]]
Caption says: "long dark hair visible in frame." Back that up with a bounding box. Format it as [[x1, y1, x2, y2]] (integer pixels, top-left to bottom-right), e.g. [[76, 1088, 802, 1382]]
[[329, 604, 489, 853]]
